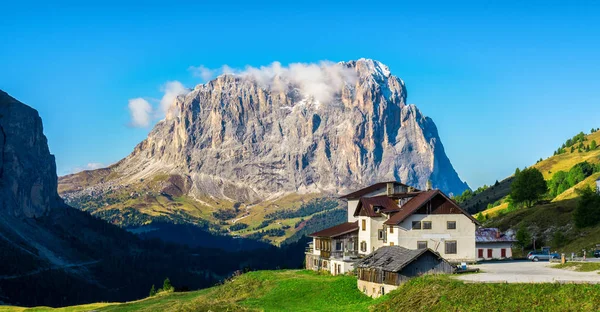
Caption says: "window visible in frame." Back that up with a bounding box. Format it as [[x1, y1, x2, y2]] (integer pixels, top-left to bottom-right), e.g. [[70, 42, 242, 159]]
[[337, 264, 341, 273], [447, 221, 456, 230], [380, 286, 385, 295], [501, 248, 506, 258], [360, 241, 367, 252], [323, 261, 328, 268], [445, 241, 457, 254], [487, 249, 493, 258], [313, 259, 318, 266], [389, 226, 394, 234], [336, 241, 343, 251], [348, 241, 355, 251], [417, 241, 428, 249], [412, 221, 421, 230], [362, 219, 366, 231], [315, 238, 320, 250], [378, 229, 386, 240], [390, 242, 394, 246], [423, 221, 432, 230], [478, 249, 484, 258]]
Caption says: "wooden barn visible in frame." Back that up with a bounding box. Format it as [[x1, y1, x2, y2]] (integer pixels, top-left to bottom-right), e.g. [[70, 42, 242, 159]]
[[356, 246, 453, 298]]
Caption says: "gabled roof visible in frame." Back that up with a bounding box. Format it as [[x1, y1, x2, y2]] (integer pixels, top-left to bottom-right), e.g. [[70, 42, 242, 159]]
[[309, 222, 359, 238], [353, 196, 400, 217], [384, 190, 481, 226], [356, 246, 449, 272], [339, 181, 413, 199], [476, 228, 517, 243], [383, 190, 437, 225]]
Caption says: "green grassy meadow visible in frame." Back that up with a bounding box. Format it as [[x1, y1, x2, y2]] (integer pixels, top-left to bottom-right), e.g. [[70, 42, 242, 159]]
[[4, 270, 600, 312]]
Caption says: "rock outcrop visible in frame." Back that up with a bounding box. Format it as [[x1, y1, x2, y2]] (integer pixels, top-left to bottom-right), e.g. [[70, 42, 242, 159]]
[[0, 91, 64, 218], [61, 59, 469, 206]]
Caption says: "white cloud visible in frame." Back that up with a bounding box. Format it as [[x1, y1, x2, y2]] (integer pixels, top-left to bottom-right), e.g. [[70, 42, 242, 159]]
[[190, 61, 358, 104], [68, 162, 105, 174], [159, 81, 188, 117], [188, 65, 216, 82], [128, 98, 153, 128]]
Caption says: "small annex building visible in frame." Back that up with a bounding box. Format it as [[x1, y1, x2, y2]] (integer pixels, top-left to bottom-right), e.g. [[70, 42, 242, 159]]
[[475, 228, 516, 260], [355, 246, 453, 298]]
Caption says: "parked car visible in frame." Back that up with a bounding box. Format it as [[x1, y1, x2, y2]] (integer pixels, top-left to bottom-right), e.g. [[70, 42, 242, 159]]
[[527, 251, 560, 261], [594, 250, 600, 258]]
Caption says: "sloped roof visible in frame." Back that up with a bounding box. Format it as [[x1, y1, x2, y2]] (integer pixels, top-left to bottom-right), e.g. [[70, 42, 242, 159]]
[[309, 222, 359, 238], [354, 195, 400, 217], [339, 181, 413, 199], [384, 190, 438, 225], [476, 228, 517, 243], [356, 246, 448, 272], [384, 190, 481, 226]]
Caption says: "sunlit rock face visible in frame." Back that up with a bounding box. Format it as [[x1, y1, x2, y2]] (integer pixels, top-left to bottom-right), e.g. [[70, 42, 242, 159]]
[[62, 59, 469, 203], [0, 91, 64, 218]]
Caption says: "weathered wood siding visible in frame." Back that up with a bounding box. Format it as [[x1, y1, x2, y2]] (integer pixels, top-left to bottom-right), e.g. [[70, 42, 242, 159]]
[[357, 252, 453, 286]]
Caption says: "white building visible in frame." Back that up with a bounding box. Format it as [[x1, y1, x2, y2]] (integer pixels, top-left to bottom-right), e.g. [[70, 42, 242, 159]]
[[306, 182, 480, 275], [475, 228, 516, 260], [596, 177, 600, 193]]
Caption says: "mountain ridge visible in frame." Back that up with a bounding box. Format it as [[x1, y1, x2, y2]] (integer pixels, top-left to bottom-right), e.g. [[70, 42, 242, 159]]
[[59, 59, 469, 240]]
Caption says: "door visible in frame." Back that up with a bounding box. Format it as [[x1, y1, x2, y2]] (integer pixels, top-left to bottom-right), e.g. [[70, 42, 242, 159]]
[[478, 249, 484, 258], [487, 249, 493, 259], [501, 248, 506, 258]]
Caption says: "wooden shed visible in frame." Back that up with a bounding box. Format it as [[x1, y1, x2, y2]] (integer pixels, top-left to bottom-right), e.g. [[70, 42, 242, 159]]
[[355, 246, 453, 297]]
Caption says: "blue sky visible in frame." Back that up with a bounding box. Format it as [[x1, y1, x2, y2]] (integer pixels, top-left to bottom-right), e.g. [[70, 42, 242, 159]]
[[1, 1, 599, 188]]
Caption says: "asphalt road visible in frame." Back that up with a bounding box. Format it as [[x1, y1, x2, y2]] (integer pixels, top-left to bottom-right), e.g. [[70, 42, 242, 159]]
[[456, 260, 600, 284]]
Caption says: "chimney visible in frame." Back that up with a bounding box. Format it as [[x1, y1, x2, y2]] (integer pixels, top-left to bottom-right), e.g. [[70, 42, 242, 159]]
[[495, 230, 501, 239], [426, 180, 432, 191]]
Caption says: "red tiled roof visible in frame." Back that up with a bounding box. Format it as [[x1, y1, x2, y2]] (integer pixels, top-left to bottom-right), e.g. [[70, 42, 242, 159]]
[[384, 190, 438, 225], [309, 222, 359, 238], [339, 181, 414, 199], [354, 196, 400, 217]]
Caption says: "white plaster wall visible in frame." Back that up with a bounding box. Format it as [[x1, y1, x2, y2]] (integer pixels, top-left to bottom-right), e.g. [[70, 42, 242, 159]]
[[476, 242, 513, 260], [329, 259, 355, 275], [387, 225, 399, 246], [358, 215, 387, 255], [347, 199, 359, 222], [357, 280, 398, 298], [393, 214, 477, 262]]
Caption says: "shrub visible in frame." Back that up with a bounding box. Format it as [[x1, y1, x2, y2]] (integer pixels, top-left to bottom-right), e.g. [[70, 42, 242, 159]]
[[511, 168, 547, 207], [573, 187, 600, 228]]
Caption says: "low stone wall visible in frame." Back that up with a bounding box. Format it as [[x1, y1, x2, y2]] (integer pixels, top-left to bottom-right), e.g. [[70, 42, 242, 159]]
[[357, 280, 398, 298]]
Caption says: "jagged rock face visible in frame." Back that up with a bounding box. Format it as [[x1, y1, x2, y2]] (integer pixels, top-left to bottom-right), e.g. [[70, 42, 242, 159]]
[[0, 91, 64, 218], [106, 59, 469, 200], [70, 59, 469, 203]]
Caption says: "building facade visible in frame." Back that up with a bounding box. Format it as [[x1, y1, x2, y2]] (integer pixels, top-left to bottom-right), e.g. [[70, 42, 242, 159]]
[[356, 246, 454, 298], [306, 182, 479, 276], [475, 228, 516, 260]]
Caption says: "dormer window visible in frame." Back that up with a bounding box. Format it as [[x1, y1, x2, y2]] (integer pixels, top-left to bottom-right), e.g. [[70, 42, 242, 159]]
[[374, 205, 383, 214]]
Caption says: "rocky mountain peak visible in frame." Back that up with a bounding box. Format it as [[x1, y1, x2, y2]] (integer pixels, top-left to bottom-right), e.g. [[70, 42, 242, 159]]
[[61, 59, 469, 207], [0, 90, 64, 218]]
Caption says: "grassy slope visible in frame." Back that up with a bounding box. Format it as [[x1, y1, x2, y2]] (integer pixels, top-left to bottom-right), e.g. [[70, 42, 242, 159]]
[[5, 271, 600, 312], [477, 130, 600, 241], [533, 130, 600, 180], [61, 169, 336, 243]]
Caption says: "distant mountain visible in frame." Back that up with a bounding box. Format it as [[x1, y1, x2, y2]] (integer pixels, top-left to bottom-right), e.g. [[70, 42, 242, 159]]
[[58, 59, 469, 242], [0, 90, 305, 307]]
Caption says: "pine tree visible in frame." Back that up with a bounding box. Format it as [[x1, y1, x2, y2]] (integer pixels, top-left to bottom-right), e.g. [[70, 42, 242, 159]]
[[591, 140, 597, 150], [149, 284, 157, 297], [163, 278, 173, 292]]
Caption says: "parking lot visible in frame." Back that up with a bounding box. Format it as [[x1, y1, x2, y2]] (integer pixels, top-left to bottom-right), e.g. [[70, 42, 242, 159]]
[[456, 260, 600, 284]]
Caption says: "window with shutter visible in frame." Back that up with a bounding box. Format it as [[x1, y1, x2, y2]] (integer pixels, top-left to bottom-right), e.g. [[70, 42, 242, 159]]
[[445, 241, 457, 254]]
